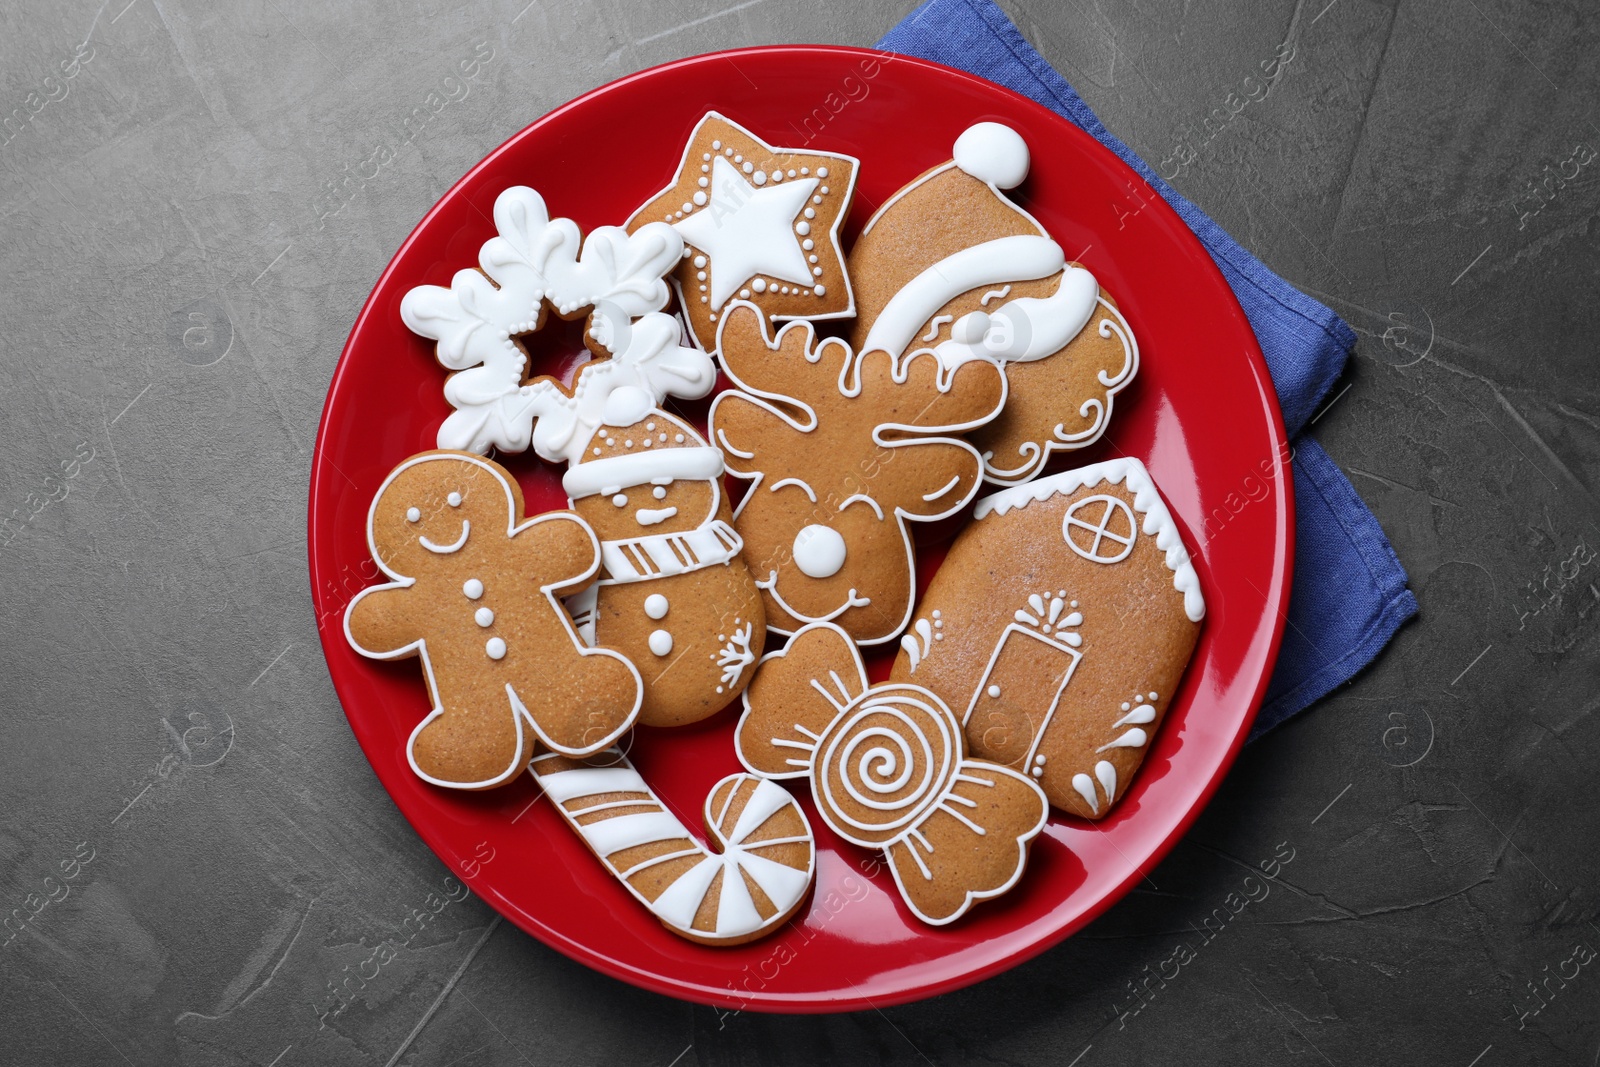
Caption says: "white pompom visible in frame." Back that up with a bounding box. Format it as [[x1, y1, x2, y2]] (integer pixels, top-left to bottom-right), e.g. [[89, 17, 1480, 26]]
[[602, 385, 654, 427], [952, 122, 1031, 189]]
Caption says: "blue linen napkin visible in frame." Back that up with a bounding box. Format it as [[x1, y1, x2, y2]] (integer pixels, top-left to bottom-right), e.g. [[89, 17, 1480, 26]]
[[879, 0, 1418, 738]]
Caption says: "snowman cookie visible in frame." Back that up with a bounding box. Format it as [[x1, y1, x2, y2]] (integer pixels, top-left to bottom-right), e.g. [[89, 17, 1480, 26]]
[[562, 399, 766, 727], [344, 451, 642, 789], [847, 123, 1138, 486]]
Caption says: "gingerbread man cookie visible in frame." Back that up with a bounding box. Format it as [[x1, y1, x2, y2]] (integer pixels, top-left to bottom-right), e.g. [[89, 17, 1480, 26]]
[[737, 622, 1048, 926], [562, 400, 766, 727], [846, 123, 1138, 485], [626, 112, 859, 351], [708, 301, 1006, 646], [344, 451, 641, 789]]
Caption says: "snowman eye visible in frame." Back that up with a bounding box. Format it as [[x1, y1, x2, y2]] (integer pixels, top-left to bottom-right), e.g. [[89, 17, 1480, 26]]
[[652, 486, 667, 500], [447, 492, 462, 507], [611, 493, 628, 507], [405, 507, 421, 523]]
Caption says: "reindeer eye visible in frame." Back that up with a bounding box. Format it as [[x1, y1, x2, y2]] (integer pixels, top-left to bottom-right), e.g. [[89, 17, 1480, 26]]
[[405, 507, 421, 523], [653, 486, 667, 500], [611, 494, 628, 507]]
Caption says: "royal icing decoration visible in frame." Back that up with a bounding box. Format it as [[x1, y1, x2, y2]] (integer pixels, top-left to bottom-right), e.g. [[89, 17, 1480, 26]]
[[709, 302, 1007, 646], [530, 749, 815, 945], [344, 452, 641, 789], [738, 622, 1048, 926], [846, 121, 1139, 486], [400, 186, 715, 458], [626, 112, 859, 351]]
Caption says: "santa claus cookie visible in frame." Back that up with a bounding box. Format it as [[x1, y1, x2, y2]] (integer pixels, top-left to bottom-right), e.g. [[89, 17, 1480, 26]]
[[561, 398, 766, 727], [890, 458, 1204, 819], [737, 622, 1048, 926], [626, 112, 859, 352], [344, 451, 641, 789], [847, 123, 1139, 486], [708, 301, 1006, 646], [401, 185, 716, 459]]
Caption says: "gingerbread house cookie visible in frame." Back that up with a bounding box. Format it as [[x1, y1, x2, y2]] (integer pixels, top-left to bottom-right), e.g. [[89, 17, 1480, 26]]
[[889, 458, 1204, 819]]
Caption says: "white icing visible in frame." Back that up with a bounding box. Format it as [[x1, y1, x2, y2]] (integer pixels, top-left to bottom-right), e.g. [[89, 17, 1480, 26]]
[[1095, 760, 1117, 802], [675, 155, 817, 307], [635, 506, 678, 526], [1113, 702, 1156, 728], [648, 629, 673, 656], [987, 685, 1001, 699], [931, 267, 1099, 369], [793, 524, 847, 579], [597, 519, 743, 584], [562, 445, 723, 499], [644, 593, 669, 619], [419, 520, 470, 555], [485, 636, 507, 660], [474, 607, 494, 627], [1072, 773, 1099, 814], [529, 751, 814, 942], [1063, 494, 1138, 564], [1096, 728, 1148, 752], [973, 457, 1205, 621], [952, 122, 1031, 189], [447, 491, 462, 507], [463, 578, 484, 599], [405, 507, 421, 522], [400, 186, 715, 459], [716, 621, 756, 687], [858, 236, 1065, 360]]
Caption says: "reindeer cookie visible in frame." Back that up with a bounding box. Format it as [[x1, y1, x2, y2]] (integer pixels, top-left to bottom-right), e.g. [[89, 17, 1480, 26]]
[[890, 459, 1204, 819], [344, 452, 641, 789], [626, 111, 860, 351], [562, 401, 766, 727], [847, 123, 1138, 486], [708, 301, 1007, 646], [737, 622, 1048, 925], [401, 185, 716, 459]]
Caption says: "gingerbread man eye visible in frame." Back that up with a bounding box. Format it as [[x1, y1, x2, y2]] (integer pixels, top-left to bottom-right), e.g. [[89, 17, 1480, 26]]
[[447, 491, 462, 507], [405, 507, 421, 523], [611, 493, 628, 507], [652, 486, 667, 500]]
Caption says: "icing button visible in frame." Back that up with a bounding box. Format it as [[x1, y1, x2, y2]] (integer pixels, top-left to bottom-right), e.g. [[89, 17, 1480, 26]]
[[485, 637, 507, 660], [475, 607, 494, 627], [463, 578, 484, 600], [644, 594, 669, 620], [648, 629, 673, 656]]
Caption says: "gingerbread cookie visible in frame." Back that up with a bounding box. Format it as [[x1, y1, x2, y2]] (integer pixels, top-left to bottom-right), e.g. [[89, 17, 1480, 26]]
[[737, 622, 1047, 926], [847, 123, 1138, 485], [708, 301, 1006, 646], [562, 402, 766, 727], [344, 451, 641, 789], [626, 112, 859, 351], [890, 458, 1203, 819], [401, 185, 716, 458], [530, 747, 814, 945]]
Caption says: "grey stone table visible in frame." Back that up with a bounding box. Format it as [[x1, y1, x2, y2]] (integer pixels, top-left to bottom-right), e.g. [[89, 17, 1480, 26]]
[[3, 0, 1596, 1064]]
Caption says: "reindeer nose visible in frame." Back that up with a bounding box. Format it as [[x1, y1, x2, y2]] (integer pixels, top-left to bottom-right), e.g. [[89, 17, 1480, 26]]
[[793, 524, 847, 579]]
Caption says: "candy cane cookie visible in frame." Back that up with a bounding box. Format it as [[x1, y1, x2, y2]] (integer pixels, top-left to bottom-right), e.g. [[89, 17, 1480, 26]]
[[530, 749, 815, 946]]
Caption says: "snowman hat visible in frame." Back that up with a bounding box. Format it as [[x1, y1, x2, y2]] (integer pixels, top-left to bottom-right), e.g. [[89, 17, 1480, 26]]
[[562, 389, 723, 499]]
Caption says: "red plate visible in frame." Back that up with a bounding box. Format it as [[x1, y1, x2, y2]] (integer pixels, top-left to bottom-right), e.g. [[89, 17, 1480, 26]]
[[308, 46, 1292, 1011]]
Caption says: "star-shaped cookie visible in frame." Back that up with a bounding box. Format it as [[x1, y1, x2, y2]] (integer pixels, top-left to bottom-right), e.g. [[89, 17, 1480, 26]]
[[627, 112, 859, 351]]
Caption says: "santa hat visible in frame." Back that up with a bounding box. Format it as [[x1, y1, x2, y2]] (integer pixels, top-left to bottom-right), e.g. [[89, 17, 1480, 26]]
[[845, 123, 1097, 367], [561, 388, 723, 500]]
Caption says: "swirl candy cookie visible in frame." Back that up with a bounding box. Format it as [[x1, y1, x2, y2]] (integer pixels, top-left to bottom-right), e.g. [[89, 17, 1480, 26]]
[[344, 451, 641, 789], [625, 112, 859, 352], [846, 122, 1138, 486], [737, 622, 1048, 926], [890, 458, 1204, 819], [400, 185, 716, 460], [530, 749, 814, 946], [709, 301, 1007, 646], [562, 400, 766, 727]]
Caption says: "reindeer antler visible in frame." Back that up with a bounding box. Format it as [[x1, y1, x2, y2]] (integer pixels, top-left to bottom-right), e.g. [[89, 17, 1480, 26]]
[[401, 187, 716, 463]]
